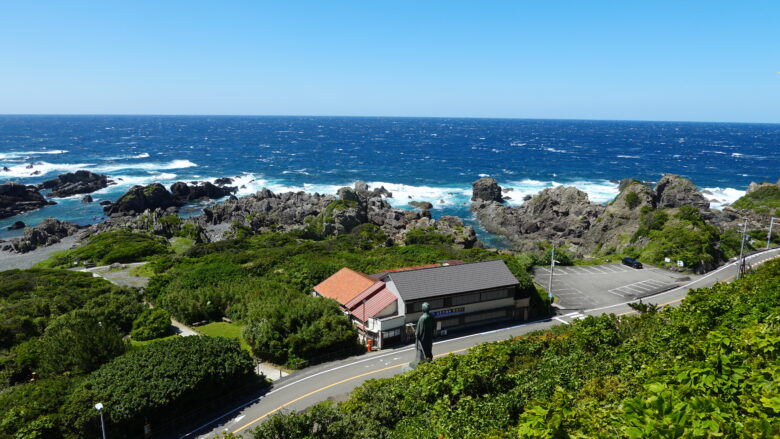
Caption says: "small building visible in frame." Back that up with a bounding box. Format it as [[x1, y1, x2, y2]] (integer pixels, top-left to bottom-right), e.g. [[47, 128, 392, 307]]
[[313, 259, 530, 349]]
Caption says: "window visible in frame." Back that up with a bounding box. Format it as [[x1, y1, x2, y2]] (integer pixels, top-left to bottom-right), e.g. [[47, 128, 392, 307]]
[[452, 292, 481, 306], [464, 309, 509, 324], [481, 289, 510, 302], [382, 329, 401, 339]]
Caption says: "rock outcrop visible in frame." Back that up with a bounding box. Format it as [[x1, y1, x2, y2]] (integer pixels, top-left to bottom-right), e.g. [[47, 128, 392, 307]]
[[0, 182, 55, 219], [654, 174, 710, 210], [169, 181, 237, 203], [8, 218, 79, 253], [471, 177, 504, 203], [104, 183, 178, 216], [472, 184, 604, 253], [471, 174, 716, 256], [197, 181, 476, 248], [39, 170, 113, 197]]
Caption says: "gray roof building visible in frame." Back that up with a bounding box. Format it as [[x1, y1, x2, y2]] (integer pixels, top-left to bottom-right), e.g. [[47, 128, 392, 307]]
[[383, 259, 520, 302]]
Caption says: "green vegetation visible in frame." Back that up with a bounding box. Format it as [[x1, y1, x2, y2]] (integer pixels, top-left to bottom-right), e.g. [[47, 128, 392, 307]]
[[625, 191, 640, 209], [248, 258, 780, 439], [66, 337, 256, 438], [145, 230, 539, 368], [35, 230, 171, 269], [732, 184, 780, 212], [404, 227, 455, 245], [198, 321, 251, 351], [130, 308, 172, 341]]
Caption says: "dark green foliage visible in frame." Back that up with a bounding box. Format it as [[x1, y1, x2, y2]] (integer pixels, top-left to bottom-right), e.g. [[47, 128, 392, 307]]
[[0, 269, 134, 350], [639, 207, 723, 270], [732, 184, 780, 210], [0, 376, 78, 438], [249, 258, 780, 439], [130, 308, 172, 341], [404, 227, 455, 245], [243, 292, 359, 369], [632, 206, 669, 241], [37, 230, 171, 268], [625, 191, 640, 209], [65, 336, 255, 437]]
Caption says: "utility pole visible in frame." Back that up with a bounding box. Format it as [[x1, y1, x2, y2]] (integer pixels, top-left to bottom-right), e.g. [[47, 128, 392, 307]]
[[768, 217, 779, 250], [547, 245, 555, 315], [737, 222, 748, 279]]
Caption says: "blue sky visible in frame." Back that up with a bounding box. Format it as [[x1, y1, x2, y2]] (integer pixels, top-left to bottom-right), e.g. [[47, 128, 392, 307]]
[[0, 1, 778, 122]]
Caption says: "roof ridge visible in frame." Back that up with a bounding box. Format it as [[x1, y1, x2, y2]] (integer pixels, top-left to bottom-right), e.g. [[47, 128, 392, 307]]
[[387, 258, 503, 276]]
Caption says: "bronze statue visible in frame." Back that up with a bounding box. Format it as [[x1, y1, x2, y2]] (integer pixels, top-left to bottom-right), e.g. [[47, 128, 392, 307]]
[[412, 302, 435, 367]]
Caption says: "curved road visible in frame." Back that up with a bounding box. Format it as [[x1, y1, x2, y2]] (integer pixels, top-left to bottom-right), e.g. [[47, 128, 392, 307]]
[[188, 247, 780, 438]]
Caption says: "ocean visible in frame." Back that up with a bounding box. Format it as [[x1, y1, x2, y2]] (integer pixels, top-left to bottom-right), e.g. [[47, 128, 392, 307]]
[[1, 115, 778, 244]]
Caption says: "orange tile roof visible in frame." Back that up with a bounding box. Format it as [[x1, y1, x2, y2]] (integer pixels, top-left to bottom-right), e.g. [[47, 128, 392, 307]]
[[313, 267, 379, 305]]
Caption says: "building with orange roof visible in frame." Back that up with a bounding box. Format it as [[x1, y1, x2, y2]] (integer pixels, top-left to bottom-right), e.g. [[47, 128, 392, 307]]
[[313, 260, 531, 350]]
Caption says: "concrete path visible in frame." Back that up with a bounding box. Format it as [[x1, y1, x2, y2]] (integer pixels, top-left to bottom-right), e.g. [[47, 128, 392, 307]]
[[184, 247, 780, 439], [255, 363, 290, 382]]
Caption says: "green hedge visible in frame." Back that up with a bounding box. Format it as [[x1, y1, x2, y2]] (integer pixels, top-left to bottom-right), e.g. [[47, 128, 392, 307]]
[[130, 308, 172, 341], [65, 336, 256, 437]]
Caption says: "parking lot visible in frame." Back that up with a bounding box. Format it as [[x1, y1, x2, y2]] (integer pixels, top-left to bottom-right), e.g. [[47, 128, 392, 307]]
[[533, 263, 696, 311]]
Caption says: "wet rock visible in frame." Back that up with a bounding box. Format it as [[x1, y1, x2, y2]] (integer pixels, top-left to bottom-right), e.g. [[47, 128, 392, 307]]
[[0, 182, 55, 219], [169, 181, 237, 203], [471, 177, 504, 203], [104, 183, 178, 216], [82, 195, 93, 203], [7, 221, 25, 230], [9, 218, 79, 253], [39, 170, 113, 197]]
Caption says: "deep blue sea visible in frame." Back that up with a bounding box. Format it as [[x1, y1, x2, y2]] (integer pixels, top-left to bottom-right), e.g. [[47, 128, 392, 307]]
[[1, 115, 778, 242]]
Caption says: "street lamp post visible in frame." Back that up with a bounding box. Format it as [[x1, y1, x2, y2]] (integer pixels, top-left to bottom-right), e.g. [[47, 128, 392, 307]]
[[94, 403, 107, 439]]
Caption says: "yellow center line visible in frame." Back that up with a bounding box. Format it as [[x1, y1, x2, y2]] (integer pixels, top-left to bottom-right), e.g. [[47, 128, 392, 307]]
[[233, 347, 469, 434]]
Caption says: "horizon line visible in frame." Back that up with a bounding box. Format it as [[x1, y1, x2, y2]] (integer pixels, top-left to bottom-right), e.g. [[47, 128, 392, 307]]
[[0, 113, 778, 126]]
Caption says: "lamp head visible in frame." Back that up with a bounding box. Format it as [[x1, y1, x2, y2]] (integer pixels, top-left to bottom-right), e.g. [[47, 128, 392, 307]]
[[94, 403, 104, 411]]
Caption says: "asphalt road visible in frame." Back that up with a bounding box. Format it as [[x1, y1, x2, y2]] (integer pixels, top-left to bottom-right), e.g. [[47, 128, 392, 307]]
[[188, 247, 780, 439]]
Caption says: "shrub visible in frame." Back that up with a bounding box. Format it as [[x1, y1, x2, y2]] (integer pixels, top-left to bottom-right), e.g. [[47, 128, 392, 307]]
[[404, 227, 455, 245], [130, 308, 172, 341], [64, 336, 256, 437], [625, 191, 640, 209], [732, 185, 780, 210], [36, 231, 171, 268]]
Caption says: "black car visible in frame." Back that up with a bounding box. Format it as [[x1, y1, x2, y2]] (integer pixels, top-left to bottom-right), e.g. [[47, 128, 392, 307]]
[[622, 257, 643, 269]]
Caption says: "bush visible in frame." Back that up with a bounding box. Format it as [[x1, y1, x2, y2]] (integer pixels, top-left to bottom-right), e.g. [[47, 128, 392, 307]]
[[625, 191, 640, 209], [64, 336, 256, 437], [130, 308, 172, 341], [404, 227, 455, 245], [36, 231, 171, 268], [732, 185, 780, 210]]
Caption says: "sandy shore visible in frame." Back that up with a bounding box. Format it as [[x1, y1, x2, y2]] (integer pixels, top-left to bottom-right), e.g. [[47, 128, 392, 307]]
[[0, 236, 79, 271]]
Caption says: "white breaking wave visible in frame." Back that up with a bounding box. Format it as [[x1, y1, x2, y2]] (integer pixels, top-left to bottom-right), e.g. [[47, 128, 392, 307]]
[[93, 159, 197, 173], [702, 187, 745, 210], [100, 152, 151, 160], [503, 178, 619, 205], [0, 150, 69, 160], [0, 161, 90, 178]]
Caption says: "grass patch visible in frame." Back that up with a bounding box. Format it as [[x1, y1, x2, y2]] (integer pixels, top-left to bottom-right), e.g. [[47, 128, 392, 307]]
[[732, 185, 780, 210], [169, 236, 195, 255], [129, 263, 155, 278], [197, 321, 250, 351]]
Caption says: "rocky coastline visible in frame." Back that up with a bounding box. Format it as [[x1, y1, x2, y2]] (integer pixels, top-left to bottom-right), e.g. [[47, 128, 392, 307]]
[[470, 174, 776, 264], [2, 170, 776, 264]]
